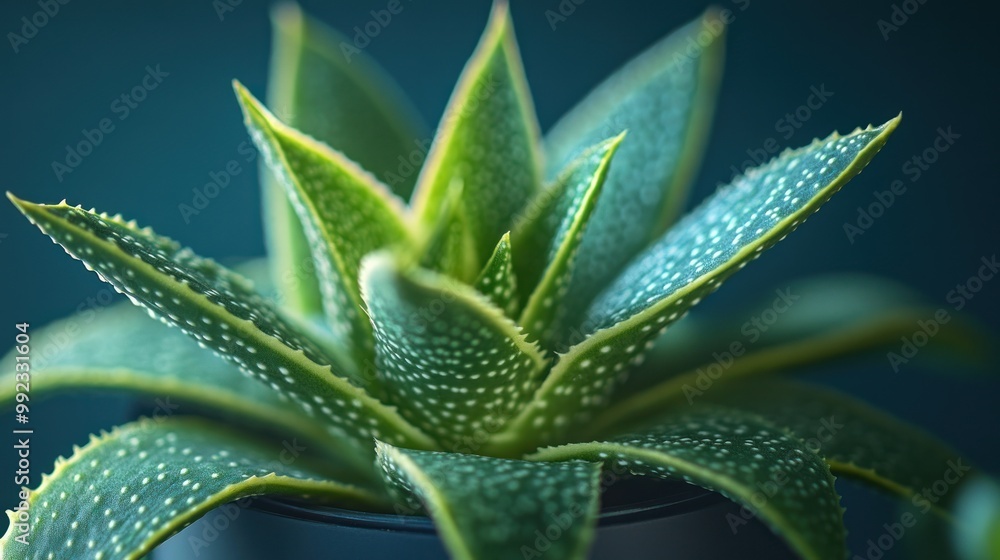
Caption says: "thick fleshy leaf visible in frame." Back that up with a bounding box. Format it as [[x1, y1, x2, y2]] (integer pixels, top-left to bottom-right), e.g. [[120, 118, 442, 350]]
[[0, 418, 380, 560], [700, 380, 972, 512], [492, 118, 900, 452], [0, 303, 371, 475], [604, 274, 988, 412], [530, 407, 845, 560], [237, 82, 413, 368], [513, 133, 624, 347], [588, 117, 900, 331], [589, 305, 961, 435], [474, 232, 518, 317], [361, 254, 546, 447], [377, 442, 600, 560], [411, 3, 542, 267], [548, 11, 725, 336], [261, 4, 427, 315], [9, 197, 436, 457], [418, 175, 478, 281]]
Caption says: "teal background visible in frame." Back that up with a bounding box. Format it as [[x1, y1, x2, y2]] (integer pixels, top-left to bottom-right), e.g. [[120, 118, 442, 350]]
[[0, 0, 997, 557]]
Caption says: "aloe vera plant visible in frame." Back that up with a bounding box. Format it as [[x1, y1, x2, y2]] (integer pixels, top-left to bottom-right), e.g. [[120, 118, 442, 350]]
[[1, 4, 981, 559]]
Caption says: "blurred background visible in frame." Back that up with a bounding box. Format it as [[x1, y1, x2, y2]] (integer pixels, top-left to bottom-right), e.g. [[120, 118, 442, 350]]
[[0, 0, 997, 557]]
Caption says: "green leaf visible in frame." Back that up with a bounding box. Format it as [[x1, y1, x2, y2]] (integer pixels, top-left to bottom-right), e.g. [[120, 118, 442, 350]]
[[361, 253, 546, 448], [0, 303, 371, 476], [598, 274, 988, 422], [492, 117, 901, 452], [590, 306, 953, 436], [236, 82, 413, 368], [261, 4, 428, 315], [513, 133, 624, 347], [377, 442, 600, 560], [417, 176, 478, 281], [699, 379, 971, 512], [8, 196, 436, 457], [474, 232, 518, 317], [411, 3, 542, 267], [0, 418, 380, 560], [530, 406, 846, 560], [548, 11, 725, 336], [588, 118, 900, 331], [635, 274, 929, 381]]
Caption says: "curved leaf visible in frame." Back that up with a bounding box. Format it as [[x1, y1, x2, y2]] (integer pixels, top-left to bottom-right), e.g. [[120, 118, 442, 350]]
[[361, 254, 546, 448], [9, 197, 436, 458], [0, 303, 372, 475], [262, 4, 427, 314], [0, 418, 380, 560], [590, 307, 954, 435], [549, 10, 725, 337], [701, 379, 972, 513], [377, 442, 600, 560], [237, 82, 413, 368], [513, 133, 624, 348], [411, 2, 542, 267], [593, 274, 990, 431], [617, 273, 988, 400], [588, 117, 900, 330], [491, 117, 900, 453], [530, 406, 845, 560]]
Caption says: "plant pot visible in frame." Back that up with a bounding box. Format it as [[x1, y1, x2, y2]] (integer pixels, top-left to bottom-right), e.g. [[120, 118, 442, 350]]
[[152, 476, 797, 559]]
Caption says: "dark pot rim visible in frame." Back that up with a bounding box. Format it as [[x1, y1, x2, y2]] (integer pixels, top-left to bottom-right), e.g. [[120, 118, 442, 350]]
[[250, 478, 727, 534]]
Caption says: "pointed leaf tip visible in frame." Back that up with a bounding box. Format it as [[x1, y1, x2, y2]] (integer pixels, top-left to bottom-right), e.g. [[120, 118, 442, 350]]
[[514, 133, 626, 348], [0, 418, 379, 559], [15, 202, 435, 453], [270, 1, 303, 28], [545, 10, 728, 342], [238, 81, 415, 370], [362, 252, 546, 446], [497, 118, 901, 451], [411, 0, 542, 269]]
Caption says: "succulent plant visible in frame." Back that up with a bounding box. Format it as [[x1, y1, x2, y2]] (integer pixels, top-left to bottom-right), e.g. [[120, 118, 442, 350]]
[[0, 4, 978, 560]]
